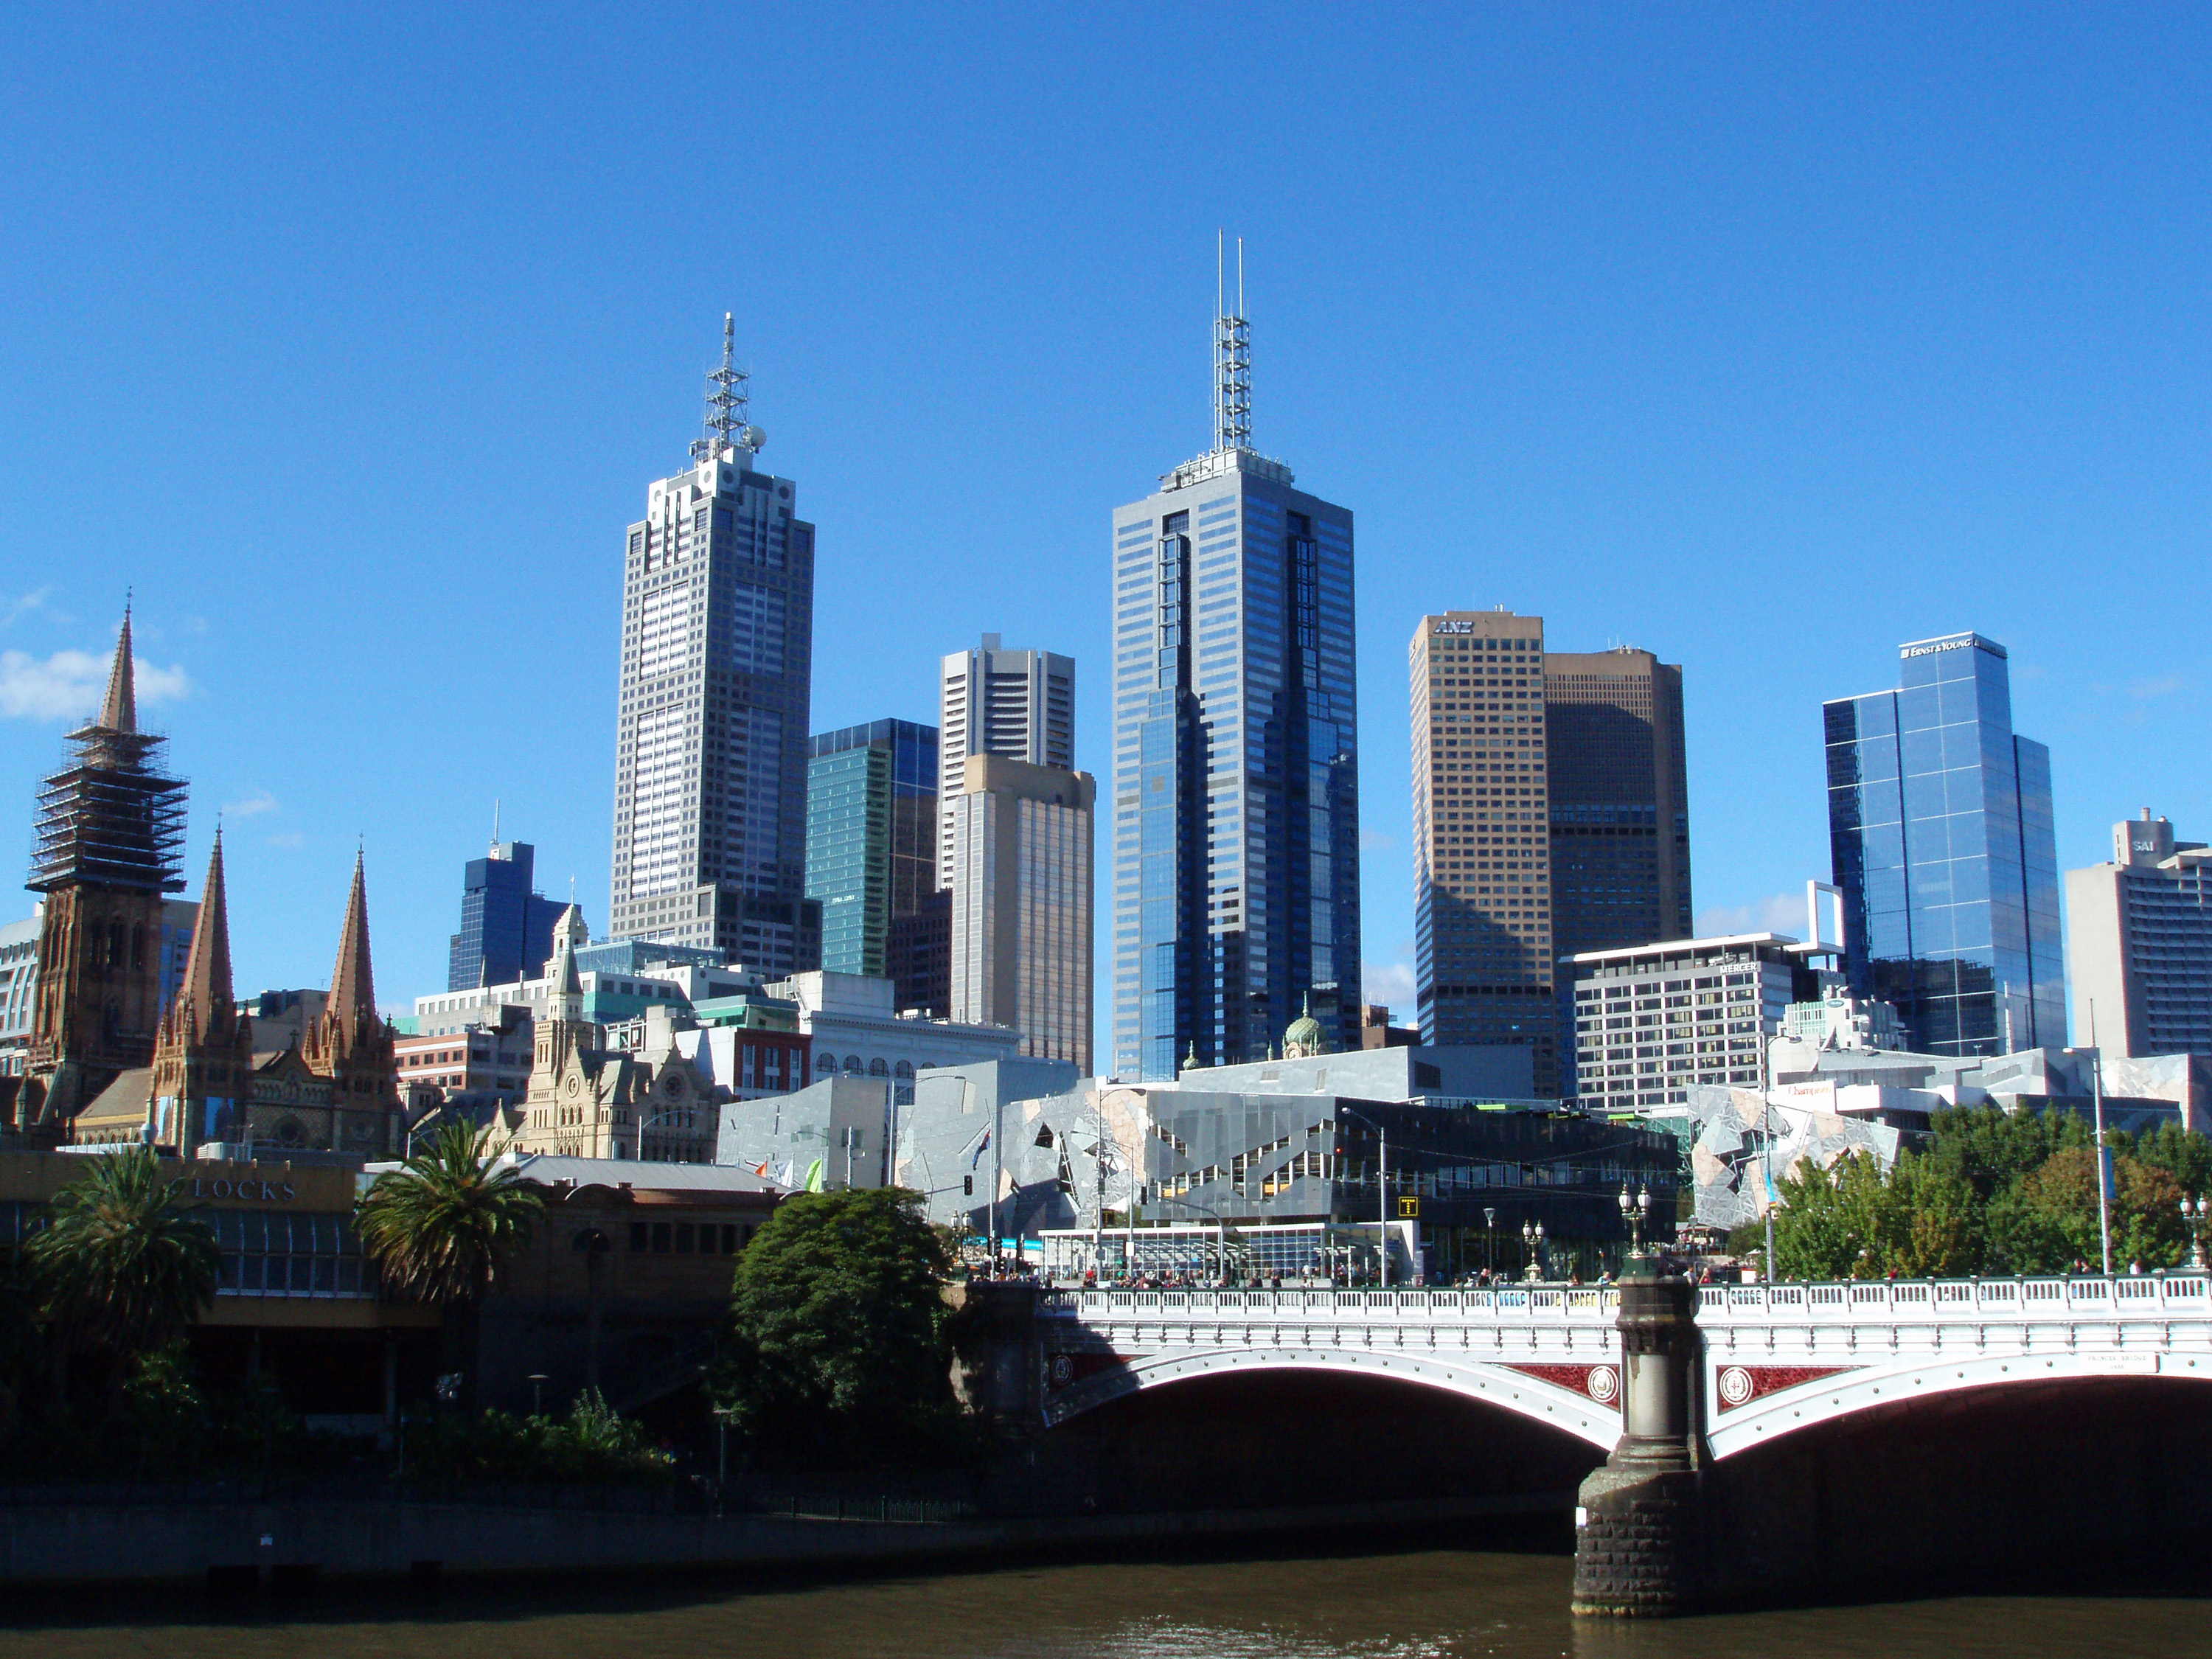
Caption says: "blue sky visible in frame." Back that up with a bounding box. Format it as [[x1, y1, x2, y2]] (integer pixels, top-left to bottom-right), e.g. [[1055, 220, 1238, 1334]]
[[1, 4, 2206, 1043]]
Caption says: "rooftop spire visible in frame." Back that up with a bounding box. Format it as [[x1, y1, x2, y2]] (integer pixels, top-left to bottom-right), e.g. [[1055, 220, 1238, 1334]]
[[692, 312, 757, 462], [1213, 232, 1251, 454], [98, 604, 136, 734], [327, 849, 378, 1051], [173, 826, 235, 1036]]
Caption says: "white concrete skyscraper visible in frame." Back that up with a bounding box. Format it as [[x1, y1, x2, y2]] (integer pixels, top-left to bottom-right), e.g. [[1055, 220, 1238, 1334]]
[[936, 635, 1074, 886], [608, 318, 820, 975], [1110, 248, 1360, 1079]]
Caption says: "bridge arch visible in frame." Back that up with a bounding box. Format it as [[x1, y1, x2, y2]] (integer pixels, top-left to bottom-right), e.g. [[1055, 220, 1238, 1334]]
[[1046, 1343, 1623, 1450]]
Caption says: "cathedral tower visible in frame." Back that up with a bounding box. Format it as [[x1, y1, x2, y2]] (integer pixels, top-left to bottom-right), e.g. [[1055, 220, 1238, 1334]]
[[148, 828, 254, 1150], [21, 611, 189, 1134]]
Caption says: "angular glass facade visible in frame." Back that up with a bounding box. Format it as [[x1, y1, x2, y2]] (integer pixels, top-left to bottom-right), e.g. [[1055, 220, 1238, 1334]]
[[1110, 451, 1359, 1080], [1824, 633, 2064, 1057]]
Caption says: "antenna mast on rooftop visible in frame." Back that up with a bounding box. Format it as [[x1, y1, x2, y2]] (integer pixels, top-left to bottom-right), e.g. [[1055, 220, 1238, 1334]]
[[692, 312, 753, 462], [1213, 232, 1251, 454]]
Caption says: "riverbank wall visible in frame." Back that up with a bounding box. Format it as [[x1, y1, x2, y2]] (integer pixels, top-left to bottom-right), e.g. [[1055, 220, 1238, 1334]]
[[0, 1490, 1571, 1589]]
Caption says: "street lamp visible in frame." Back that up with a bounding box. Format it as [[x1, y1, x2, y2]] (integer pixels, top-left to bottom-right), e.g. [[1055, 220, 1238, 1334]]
[[1618, 1183, 1652, 1263], [1484, 1206, 1497, 1278], [2183, 1194, 2209, 1271], [1337, 1106, 1391, 1289], [1522, 1218, 1545, 1283], [526, 1373, 548, 1418]]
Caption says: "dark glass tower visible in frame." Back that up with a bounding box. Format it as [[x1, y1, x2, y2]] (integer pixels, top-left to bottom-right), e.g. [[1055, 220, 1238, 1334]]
[[447, 840, 566, 990], [807, 720, 940, 988], [1110, 279, 1359, 1079], [1824, 631, 2063, 1057]]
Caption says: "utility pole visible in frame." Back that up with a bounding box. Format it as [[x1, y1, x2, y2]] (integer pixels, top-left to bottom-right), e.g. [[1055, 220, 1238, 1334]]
[[1378, 1120, 1388, 1289], [1759, 1020, 1777, 1282], [2091, 1001, 2113, 1277]]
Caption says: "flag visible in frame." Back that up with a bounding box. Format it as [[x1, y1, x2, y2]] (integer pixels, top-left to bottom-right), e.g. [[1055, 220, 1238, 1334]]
[[751, 1159, 769, 1178], [777, 1159, 796, 1186], [804, 1158, 826, 1193], [971, 1130, 991, 1169]]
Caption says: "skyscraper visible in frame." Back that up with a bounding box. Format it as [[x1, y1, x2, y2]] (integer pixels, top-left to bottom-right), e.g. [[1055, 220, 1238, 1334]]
[[1411, 613, 1694, 1099], [805, 719, 939, 987], [609, 317, 819, 975], [1110, 258, 1359, 1078], [2065, 811, 2212, 1058], [947, 754, 1095, 1073], [1825, 631, 2063, 1057], [936, 635, 1074, 886], [1408, 611, 1557, 1091], [1544, 646, 1692, 960], [447, 837, 566, 991]]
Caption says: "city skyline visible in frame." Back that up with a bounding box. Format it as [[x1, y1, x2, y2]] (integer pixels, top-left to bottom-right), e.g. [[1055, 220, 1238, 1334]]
[[2, 11, 2208, 1045]]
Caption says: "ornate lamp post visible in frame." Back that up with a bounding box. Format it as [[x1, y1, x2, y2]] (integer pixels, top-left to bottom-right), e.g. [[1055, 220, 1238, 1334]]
[[1522, 1218, 1546, 1283], [2183, 1194, 2209, 1271], [1618, 1183, 1652, 1265]]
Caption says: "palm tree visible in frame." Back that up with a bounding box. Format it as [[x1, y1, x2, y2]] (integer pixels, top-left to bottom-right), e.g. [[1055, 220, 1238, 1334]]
[[356, 1121, 543, 1305], [27, 1146, 221, 1369]]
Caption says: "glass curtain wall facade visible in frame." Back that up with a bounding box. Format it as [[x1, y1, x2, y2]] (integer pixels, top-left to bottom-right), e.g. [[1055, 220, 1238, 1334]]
[[1824, 632, 2063, 1057], [806, 720, 939, 981], [447, 841, 565, 991], [1110, 453, 1359, 1080]]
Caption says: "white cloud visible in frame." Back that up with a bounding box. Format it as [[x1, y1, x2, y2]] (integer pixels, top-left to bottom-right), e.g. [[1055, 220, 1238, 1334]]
[[0, 650, 192, 721], [1359, 827, 1396, 852], [1694, 891, 1806, 939], [2129, 674, 2184, 700], [226, 790, 279, 818], [265, 831, 305, 849], [1363, 960, 1417, 1014], [0, 587, 56, 629]]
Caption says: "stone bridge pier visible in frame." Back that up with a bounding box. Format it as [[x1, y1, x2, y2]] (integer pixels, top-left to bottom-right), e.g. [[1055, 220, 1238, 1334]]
[[1570, 1265, 1705, 1616]]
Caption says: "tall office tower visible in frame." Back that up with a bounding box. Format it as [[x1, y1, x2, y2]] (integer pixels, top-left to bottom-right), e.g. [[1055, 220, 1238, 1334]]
[[21, 612, 188, 1133], [1543, 647, 1692, 959], [936, 635, 1074, 886], [947, 756, 1096, 1072], [1409, 612, 1557, 1093], [1825, 631, 2063, 1057], [1110, 258, 1359, 1078], [2065, 810, 2212, 1057], [609, 317, 820, 975], [807, 720, 939, 986], [447, 836, 566, 990]]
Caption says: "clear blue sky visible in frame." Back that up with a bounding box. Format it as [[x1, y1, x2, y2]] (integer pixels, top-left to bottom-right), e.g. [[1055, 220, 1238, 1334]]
[[2, 4, 2206, 1045]]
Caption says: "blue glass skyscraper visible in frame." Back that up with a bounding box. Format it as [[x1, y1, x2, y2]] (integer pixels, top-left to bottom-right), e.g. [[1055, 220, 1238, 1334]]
[[1110, 276, 1359, 1079], [1824, 632, 2063, 1057]]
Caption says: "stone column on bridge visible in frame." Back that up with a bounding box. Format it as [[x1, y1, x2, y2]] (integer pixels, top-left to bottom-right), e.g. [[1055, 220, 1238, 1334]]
[[1571, 1262, 1707, 1617]]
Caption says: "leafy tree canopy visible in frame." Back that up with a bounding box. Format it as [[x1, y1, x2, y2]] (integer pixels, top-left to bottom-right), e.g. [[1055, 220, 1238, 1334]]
[[1767, 1109, 2211, 1280], [715, 1187, 957, 1456]]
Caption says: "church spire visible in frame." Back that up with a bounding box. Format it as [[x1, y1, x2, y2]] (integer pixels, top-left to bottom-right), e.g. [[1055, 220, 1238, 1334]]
[[327, 849, 378, 1053], [98, 605, 136, 734], [169, 827, 235, 1038]]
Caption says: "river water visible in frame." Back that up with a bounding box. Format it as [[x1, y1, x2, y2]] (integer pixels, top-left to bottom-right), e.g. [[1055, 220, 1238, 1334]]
[[0, 1548, 2202, 1658]]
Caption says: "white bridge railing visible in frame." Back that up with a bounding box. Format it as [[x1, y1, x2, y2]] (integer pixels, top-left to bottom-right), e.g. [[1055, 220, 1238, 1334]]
[[1044, 1273, 2212, 1326]]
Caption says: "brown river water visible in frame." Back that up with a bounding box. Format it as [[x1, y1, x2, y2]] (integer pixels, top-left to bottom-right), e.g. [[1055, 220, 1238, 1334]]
[[0, 1547, 2204, 1658]]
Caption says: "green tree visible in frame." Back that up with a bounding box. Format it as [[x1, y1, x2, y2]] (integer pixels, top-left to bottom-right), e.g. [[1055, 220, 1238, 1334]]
[[715, 1187, 957, 1456], [1880, 1152, 1983, 1277], [356, 1122, 543, 1304], [27, 1147, 220, 1390], [1770, 1152, 1892, 1281]]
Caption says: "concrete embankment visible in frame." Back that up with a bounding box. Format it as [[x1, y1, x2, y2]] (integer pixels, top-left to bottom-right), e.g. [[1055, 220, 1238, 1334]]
[[0, 1492, 1570, 1588]]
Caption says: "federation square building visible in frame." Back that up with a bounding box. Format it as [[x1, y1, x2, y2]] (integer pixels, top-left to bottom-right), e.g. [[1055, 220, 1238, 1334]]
[[1110, 288, 1360, 1079]]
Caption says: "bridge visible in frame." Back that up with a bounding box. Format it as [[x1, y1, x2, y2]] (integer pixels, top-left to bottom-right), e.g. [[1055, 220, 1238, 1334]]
[[1037, 1273, 2212, 1457], [971, 1271, 2212, 1614]]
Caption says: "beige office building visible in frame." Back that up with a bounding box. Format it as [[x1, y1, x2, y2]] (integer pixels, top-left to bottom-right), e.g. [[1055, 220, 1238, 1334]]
[[946, 755, 1094, 1074], [1411, 611, 1694, 1099], [2066, 810, 2212, 1058], [937, 636, 1074, 888]]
